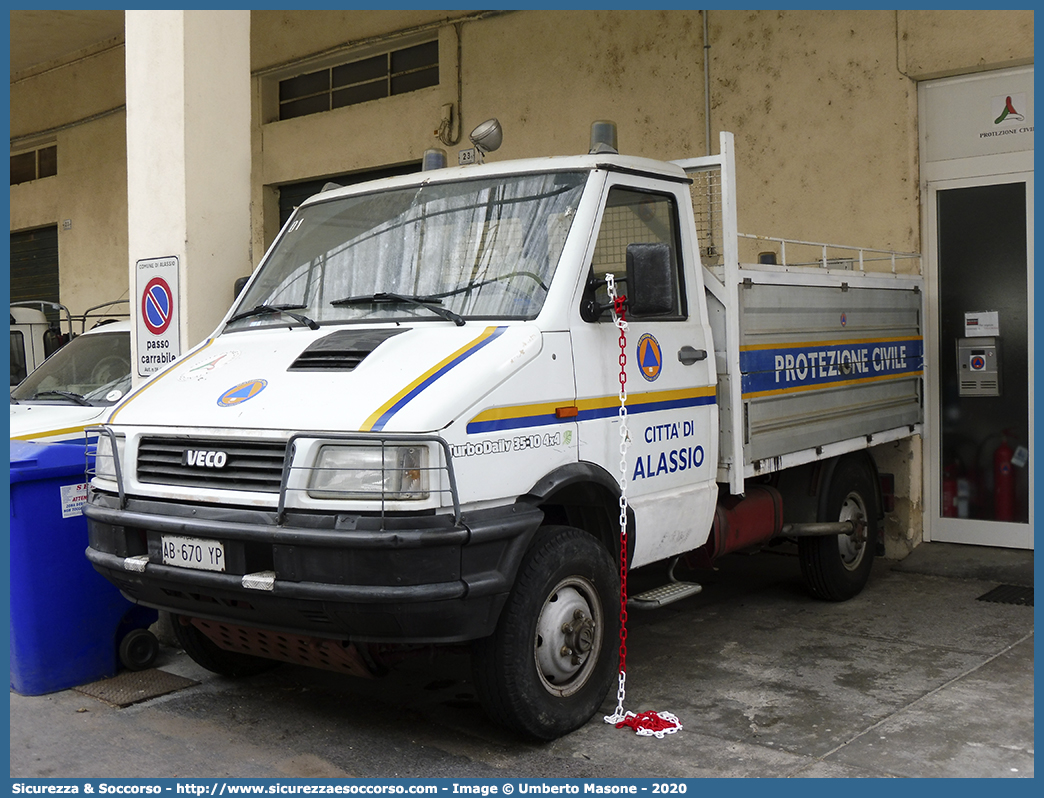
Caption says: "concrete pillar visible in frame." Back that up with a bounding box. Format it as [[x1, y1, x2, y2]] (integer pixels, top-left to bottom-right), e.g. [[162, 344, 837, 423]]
[[125, 10, 250, 382]]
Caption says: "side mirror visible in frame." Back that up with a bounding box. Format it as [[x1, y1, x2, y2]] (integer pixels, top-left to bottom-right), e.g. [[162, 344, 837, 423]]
[[233, 276, 250, 299], [625, 242, 674, 316]]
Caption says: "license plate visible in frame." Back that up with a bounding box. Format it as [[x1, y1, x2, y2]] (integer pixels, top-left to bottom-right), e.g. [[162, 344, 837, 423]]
[[161, 534, 226, 572]]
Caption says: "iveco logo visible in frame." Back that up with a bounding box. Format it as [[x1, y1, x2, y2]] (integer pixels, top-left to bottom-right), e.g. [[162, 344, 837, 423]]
[[183, 450, 229, 468]]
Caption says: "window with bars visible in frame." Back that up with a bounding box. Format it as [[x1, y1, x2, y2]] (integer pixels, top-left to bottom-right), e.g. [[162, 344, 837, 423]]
[[278, 40, 439, 121], [10, 145, 57, 186], [583, 187, 686, 322]]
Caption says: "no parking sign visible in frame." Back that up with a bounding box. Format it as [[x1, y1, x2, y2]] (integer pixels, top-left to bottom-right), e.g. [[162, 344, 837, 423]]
[[135, 256, 181, 376]]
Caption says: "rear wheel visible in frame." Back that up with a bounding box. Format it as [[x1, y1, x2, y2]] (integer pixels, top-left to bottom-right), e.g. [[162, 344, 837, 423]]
[[799, 455, 878, 601], [472, 526, 619, 740], [171, 615, 278, 677]]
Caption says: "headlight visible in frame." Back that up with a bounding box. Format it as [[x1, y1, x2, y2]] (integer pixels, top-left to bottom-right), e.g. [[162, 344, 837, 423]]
[[307, 444, 430, 501], [92, 433, 125, 483]]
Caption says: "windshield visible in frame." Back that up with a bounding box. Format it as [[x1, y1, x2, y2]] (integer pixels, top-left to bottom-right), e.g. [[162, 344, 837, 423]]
[[11, 330, 131, 406], [230, 172, 587, 328]]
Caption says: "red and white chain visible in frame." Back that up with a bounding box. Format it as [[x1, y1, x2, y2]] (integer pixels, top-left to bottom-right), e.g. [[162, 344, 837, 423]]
[[603, 273, 631, 727], [602, 273, 682, 739]]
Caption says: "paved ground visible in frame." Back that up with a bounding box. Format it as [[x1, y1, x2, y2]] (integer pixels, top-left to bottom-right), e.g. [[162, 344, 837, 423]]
[[10, 542, 1034, 779]]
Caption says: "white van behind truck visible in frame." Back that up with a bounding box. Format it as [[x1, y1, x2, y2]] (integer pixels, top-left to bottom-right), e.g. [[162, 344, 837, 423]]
[[85, 127, 923, 739], [11, 299, 130, 390], [10, 320, 132, 444], [10, 303, 72, 387]]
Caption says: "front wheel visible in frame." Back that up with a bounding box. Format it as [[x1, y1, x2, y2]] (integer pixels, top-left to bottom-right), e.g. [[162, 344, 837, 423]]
[[472, 526, 620, 740], [799, 455, 879, 601], [171, 615, 278, 677]]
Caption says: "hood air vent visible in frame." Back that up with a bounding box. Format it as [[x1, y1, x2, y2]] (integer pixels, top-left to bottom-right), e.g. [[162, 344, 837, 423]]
[[288, 328, 409, 372]]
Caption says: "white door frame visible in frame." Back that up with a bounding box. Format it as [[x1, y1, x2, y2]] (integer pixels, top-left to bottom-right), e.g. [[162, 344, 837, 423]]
[[919, 66, 1034, 550], [922, 166, 1034, 549]]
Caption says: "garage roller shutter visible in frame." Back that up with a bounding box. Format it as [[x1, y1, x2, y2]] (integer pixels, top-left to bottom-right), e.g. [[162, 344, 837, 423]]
[[10, 226, 59, 305]]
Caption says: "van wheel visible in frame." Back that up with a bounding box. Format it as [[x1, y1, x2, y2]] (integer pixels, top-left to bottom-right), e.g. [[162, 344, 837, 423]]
[[472, 526, 619, 740], [799, 455, 878, 601], [171, 615, 277, 677]]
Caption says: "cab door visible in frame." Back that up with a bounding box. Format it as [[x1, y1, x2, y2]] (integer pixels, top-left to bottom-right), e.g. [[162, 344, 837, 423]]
[[571, 173, 718, 567]]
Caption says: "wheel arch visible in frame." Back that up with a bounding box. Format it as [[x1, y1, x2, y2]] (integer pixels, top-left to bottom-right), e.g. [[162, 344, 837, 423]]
[[771, 450, 883, 526], [520, 461, 635, 567]]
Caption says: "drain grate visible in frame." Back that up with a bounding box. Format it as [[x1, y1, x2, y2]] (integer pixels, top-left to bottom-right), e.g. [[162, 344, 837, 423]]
[[976, 584, 1033, 606], [73, 668, 199, 708]]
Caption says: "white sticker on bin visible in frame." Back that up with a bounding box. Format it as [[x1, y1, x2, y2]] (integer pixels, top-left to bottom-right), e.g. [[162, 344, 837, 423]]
[[60, 483, 88, 519]]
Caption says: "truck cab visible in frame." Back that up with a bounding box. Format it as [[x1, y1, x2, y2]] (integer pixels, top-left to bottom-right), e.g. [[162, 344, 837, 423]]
[[85, 125, 922, 740]]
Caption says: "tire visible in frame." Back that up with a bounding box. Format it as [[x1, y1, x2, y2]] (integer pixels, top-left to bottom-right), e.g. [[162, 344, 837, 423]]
[[472, 526, 620, 740], [118, 628, 159, 671], [170, 615, 278, 677], [799, 455, 878, 601]]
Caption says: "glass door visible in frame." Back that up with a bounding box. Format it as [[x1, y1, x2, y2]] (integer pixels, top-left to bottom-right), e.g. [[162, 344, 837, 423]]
[[925, 174, 1033, 548]]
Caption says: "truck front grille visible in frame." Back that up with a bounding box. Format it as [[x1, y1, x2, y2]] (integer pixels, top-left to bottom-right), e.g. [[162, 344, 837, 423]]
[[136, 437, 287, 493]]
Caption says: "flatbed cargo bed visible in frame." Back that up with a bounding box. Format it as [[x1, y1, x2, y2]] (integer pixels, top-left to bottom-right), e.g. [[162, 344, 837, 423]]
[[674, 134, 923, 493]]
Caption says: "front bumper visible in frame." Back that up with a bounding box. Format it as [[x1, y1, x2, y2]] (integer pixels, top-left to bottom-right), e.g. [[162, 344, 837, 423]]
[[85, 492, 543, 643]]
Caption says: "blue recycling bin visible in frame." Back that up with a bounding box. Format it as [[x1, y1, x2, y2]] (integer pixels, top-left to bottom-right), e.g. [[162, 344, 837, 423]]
[[9, 440, 157, 695]]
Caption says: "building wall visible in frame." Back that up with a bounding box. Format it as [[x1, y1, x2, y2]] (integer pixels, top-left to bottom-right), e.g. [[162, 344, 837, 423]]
[[10, 44, 128, 318], [709, 10, 918, 257], [898, 10, 1034, 80], [458, 11, 706, 161], [248, 9, 1032, 259], [249, 10, 470, 74], [10, 39, 125, 138], [248, 10, 710, 265]]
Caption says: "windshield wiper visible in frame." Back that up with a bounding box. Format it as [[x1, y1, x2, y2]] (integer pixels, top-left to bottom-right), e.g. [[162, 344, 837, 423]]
[[32, 390, 93, 407], [226, 303, 319, 330], [426, 270, 549, 299], [330, 293, 466, 326]]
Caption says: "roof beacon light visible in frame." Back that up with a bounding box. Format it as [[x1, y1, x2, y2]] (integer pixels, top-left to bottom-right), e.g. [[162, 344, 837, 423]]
[[469, 118, 503, 163], [423, 148, 448, 171], [589, 120, 619, 155]]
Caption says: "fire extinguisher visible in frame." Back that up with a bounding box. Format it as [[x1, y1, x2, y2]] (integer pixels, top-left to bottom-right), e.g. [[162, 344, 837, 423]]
[[993, 433, 1015, 522], [942, 463, 958, 518]]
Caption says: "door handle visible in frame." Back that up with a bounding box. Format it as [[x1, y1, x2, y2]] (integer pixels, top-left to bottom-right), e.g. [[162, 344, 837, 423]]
[[678, 346, 707, 365]]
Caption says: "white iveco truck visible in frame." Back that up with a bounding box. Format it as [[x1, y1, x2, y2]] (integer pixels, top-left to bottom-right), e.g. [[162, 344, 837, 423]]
[[85, 125, 923, 740]]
